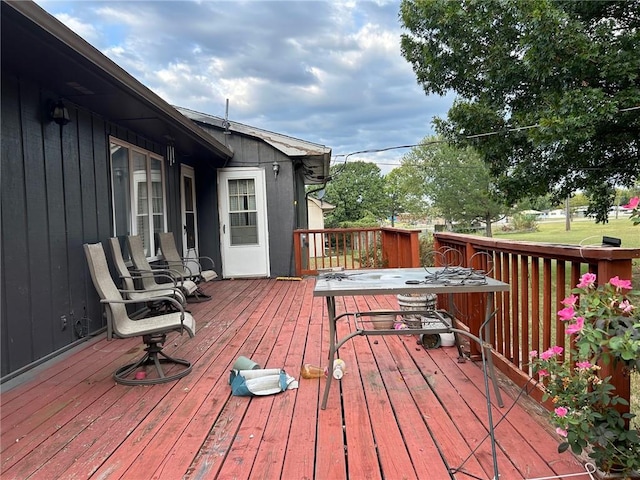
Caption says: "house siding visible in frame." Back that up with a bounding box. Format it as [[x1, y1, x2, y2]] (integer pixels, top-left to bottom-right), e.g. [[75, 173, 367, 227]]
[[0, 71, 184, 378], [194, 123, 300, 278]]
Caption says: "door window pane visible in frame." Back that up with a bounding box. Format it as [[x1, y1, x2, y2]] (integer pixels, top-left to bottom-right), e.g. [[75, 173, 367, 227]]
[[228, 179, 258, 245]]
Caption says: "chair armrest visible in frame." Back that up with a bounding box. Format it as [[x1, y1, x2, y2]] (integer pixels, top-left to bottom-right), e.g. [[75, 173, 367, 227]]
[[129, 268, 178, 288], [100, 296, 185, 322], [194, 255, 215, 271], [118, 286, 184, 296], [149, 265, 188, 282], [163, 260, 195, 277]]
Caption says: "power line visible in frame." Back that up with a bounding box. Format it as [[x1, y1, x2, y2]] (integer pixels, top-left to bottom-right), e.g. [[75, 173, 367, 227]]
[[331, 104, 640, 165]]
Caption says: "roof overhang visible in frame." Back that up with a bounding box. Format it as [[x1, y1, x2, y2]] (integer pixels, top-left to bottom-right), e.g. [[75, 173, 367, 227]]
[[178, 107, 332, 185], [1, 1, 233, 163]]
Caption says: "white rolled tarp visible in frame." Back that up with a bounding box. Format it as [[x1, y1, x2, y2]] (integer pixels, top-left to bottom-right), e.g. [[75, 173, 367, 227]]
[[229, 368, 299, 396]]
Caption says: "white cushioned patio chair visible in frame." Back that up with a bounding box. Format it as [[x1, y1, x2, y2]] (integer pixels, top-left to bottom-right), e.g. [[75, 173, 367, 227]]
[[84, 242, 195, 385], [157, 232, 218, 284], [126, 235, 208, 302]]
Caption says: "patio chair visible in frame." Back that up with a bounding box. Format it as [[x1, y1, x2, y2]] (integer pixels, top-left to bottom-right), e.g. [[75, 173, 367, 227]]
[[83, 242, 195, 385], [126, 235, 208, 302], [108, 237, 186, 319], [157, 232, 218, 283]]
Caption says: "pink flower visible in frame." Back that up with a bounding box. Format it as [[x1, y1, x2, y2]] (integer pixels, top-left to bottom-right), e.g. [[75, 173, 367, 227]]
[[566, 316, 585, 335], [577, 273, 597, 289], [557, 307, 575, 321], [529, 350, 538, 358], [554, 406, 569, 417], [609, 276, 632, 291], [540, 346, 562, 360], [576, 361, 592, 369], [623, 196, 639, 210], [619, 300, 634, 313], [556, 427, 568, 437], [562, 294, 579, 307], [537, 369, 549, 377]]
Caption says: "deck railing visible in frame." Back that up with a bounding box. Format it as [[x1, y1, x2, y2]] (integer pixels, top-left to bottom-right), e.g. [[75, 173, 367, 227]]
[[293, 227, 421, 276], [293, 227, 639, 412], [433, 232, 640, 411]]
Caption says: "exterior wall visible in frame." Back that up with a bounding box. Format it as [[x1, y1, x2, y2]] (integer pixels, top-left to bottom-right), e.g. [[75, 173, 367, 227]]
[[195, 124, 304, 277], [0, 72, 183, 378], [2, 73, 108, 376], [307, 200, 326, 257]]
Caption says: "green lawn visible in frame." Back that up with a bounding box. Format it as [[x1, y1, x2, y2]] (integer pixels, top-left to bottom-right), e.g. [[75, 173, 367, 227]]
[[494, 217, 640, 248]]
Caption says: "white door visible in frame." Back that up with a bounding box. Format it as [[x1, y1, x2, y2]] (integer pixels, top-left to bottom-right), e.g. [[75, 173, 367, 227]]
[[218, 168, 270, 278], [180, 165, 200, 273]]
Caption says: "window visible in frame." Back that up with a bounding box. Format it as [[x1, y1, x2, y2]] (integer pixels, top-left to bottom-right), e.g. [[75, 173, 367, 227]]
[[110, 138, 167, 258], [228, 178, 258, 245]]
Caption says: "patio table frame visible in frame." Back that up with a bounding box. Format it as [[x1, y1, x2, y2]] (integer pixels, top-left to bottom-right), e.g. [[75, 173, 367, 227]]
[[313, 267, 511, 480]]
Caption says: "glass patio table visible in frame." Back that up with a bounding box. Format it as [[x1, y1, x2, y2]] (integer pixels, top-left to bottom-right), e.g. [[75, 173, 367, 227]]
[[313, 267, 510, 409]]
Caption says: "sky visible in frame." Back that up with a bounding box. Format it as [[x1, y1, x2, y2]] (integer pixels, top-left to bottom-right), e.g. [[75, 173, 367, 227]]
[[36, 0, 455, 173]]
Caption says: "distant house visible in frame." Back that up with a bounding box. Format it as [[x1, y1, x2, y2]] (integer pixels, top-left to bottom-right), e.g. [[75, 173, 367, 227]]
[[1, 1, 330, 380], [306, 197, 335, 257]]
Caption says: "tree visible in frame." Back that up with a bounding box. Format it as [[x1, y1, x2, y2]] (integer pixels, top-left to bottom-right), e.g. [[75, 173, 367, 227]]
[[383, 166, 430, 226], [323, 161, 387, 226], [401, 138, 506, 236], [400, 0, 640, 223]]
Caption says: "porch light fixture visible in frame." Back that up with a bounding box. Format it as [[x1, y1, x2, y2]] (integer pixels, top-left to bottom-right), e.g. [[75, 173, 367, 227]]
[[272, 161, 280, 178], [50, 100, 70, 126]]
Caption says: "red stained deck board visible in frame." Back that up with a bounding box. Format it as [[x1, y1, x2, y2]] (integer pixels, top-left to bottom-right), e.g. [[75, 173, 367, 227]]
[[428, 346, 565, 479], [314, 295, 347, 480], [178, 279, 295, 480], [439, 346, 583, 477], [349, 294, 423, 480], [0, 277, 587, 480], [334, 310, 382, 480], [376, 334, 456, 480], [413, 341, 527, 479], [248, 280, 310, 480], [0, 337, 139, 451], [279, 293, 324, 480], [17, 279, 254, 479], [385, 335, 488, 479], [98, 279, 284, 479], [210, 281, 302, 480]]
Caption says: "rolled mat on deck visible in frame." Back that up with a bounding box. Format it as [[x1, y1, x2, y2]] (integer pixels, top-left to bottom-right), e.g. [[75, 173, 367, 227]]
[[229, 368, 299, 396]]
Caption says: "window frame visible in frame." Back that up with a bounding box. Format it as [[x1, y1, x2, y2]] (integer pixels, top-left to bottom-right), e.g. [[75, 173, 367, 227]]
[[109, 136, 167, 261]]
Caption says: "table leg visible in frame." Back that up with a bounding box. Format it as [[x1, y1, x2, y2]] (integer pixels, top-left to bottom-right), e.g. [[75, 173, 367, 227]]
[[482, 294, 503, 407], [321, 296, 336, 410], [481, 292, 500, 480]]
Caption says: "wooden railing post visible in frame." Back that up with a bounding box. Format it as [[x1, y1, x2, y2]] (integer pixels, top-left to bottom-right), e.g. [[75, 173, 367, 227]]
[[595, 259, 633, 420], [293, 231, 302, 277], [464, 242, 483, 359]]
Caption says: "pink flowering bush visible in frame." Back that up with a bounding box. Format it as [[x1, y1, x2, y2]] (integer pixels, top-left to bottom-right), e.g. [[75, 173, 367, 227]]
[[623, 196, 639, 226], [530, 273, 640, 475]]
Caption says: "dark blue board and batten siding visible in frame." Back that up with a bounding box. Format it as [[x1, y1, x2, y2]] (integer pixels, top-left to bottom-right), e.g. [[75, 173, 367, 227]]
[[0, 72, 172, 378], [194, 122, 299, 278]]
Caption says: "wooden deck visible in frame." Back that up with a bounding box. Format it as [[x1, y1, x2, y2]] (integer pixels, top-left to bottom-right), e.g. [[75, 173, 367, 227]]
[[1, 277, 586, 480]]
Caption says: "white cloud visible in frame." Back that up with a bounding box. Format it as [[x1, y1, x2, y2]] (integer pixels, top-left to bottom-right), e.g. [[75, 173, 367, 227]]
[[51, 13, 100, 43], [35, 0, 453, 171]]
